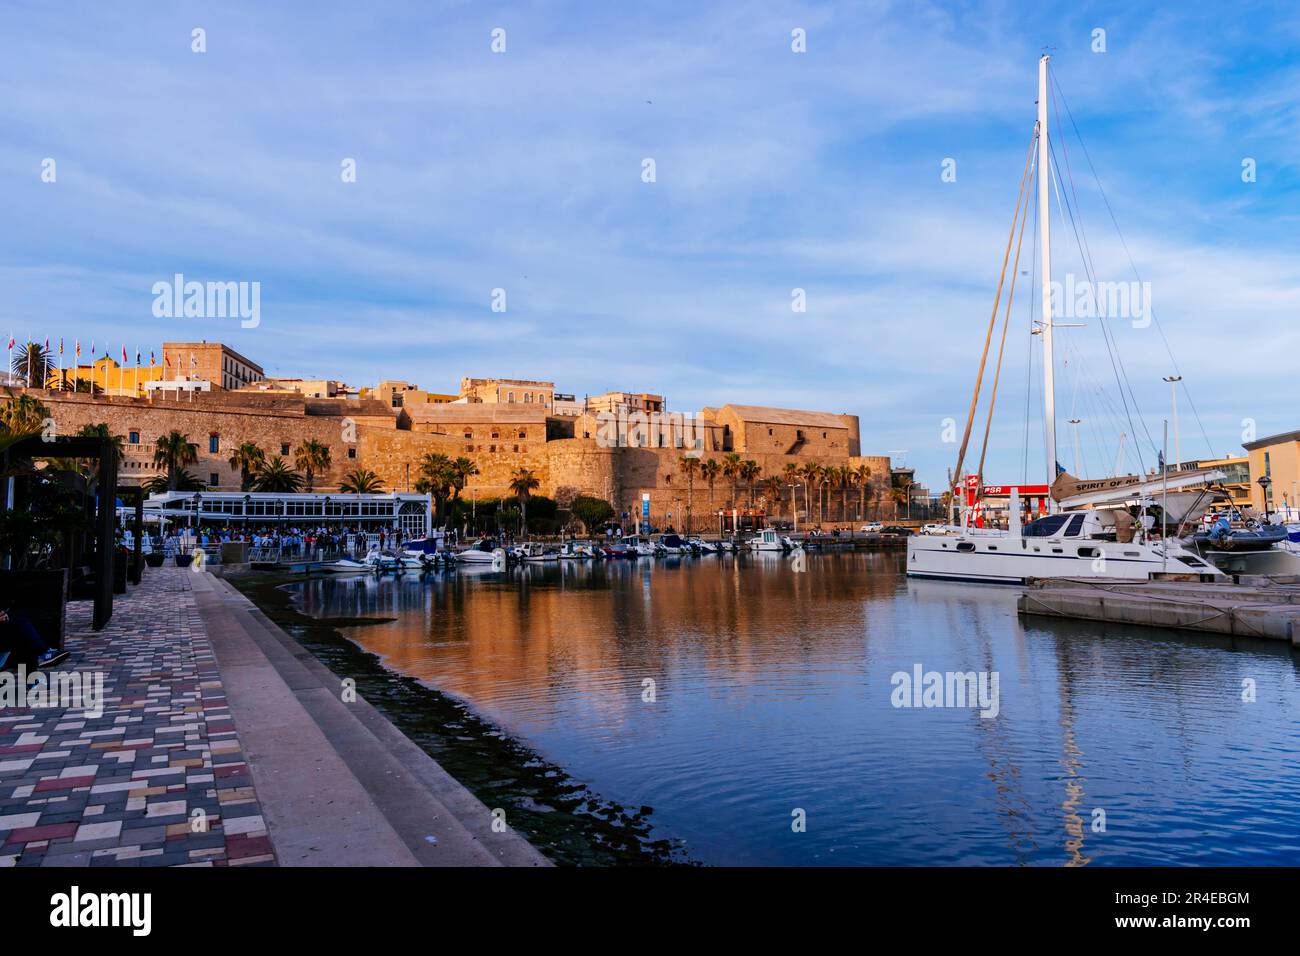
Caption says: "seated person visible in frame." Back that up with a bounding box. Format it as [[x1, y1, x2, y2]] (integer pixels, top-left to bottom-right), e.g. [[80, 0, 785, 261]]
[[0, 607, 69, 670]]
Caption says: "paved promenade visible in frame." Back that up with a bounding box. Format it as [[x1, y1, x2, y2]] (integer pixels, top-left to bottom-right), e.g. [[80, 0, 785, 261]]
[[1, 568, 273, 867], [1, 567, 548, 868]]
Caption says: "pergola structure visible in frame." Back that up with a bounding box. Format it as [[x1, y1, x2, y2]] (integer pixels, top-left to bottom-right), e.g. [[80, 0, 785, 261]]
[[8, 434, 122, 630]]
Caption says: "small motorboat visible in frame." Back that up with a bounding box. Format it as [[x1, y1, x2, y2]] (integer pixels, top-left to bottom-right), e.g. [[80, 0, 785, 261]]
[[558, 541, 597, 559], [687, 537, 719, 554], [619, 535, 656, 557], [515, 542, 559, 563], [746, 529, 791, 552], [457, 538, 512, 565], [1189, 521, 1290, 551], [654, 533, 689, 555]]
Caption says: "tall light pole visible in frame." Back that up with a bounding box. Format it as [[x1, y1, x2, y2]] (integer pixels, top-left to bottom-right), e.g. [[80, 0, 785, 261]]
[[1163, 375, 1183, 470]]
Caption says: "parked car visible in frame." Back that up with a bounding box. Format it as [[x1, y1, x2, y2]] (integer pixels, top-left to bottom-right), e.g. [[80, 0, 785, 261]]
[[859, 522, 884, 533], [880, 526, 914, 537]]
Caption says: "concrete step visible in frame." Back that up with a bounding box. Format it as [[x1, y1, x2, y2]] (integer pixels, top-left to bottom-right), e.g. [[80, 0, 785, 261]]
[[191, 572, 549, 866]]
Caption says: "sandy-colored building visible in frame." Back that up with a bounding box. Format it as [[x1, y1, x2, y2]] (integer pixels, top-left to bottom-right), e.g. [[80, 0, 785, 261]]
[[162, 342, 264, 392], [1242, 432, 1300, 513], [459, 377, 554, 409]]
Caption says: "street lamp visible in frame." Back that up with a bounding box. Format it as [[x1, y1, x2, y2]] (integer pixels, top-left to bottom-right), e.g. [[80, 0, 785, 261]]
[[1163, 375, 1183, 469], [192, 493, 202, 533], [1258, 475, 1273, 522]]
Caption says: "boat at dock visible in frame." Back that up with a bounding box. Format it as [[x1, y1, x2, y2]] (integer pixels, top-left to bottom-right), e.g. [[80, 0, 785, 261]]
[[908, 55, 1225, 586], [515, 542, 559, 562]]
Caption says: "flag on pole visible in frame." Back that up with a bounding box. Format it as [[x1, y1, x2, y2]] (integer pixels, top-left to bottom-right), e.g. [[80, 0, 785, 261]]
[[150, 351, 155, 367], [75, 339, 81, 358], [122, 345, 128, 364], [59, 338, 63, 355]]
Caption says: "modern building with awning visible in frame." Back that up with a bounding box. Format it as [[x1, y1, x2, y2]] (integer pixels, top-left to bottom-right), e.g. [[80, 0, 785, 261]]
[[143, 491, 433, 539]]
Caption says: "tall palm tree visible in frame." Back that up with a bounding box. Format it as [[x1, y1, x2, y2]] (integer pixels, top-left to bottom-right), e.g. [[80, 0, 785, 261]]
[[339, 468, 385, 494], [293, 439, 331, 492], [417, 453, 456, 522], [11, 341, 51, 388], [740, 460, 762, 509], [783, 462, 801, 524], [700, 458, 720, 515], [721, 453, 743, 509], [838, 465, 854, 523], [761, 475, 783, 516], [854, 464, 872, 521], [677, 455, 700, 533], [508, 468, 541, 534], [253, 457, 303, 492], [227, 441, 266, 492], [799, 462, 821, 525], [450, 456, 479, 501], [152, 431, 198, 491]]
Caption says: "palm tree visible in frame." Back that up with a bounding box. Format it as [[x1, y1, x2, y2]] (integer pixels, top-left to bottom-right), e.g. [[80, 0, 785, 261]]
[[854, 464, 872, 522], [508, 468, 541, 534], [678, 455, 700, 533], [740, 460, 762, 509], [1, 389, 49, 435], [339, 468, 385, 494], [152, 431, 198, 491], [253, 456, 303, 492], [450, 457, 479, 501], [417, 453, 456, 523], [721, 453, 743, 509], [700, 458, 720, 515], [799, 462, 821, 525], [761, 475, 783, 516], [67, 423, 126, 480], [293, 439, 331, 492], [11, 341, 51, 388], [838, 465, 854, 523], [227, 441, 265, 492], [782, 463, 801, 524], [144, 469, 205, 494]]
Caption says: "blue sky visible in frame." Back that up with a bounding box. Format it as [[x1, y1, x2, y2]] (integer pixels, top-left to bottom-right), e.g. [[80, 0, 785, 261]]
[[3, 1, 1298, 488]]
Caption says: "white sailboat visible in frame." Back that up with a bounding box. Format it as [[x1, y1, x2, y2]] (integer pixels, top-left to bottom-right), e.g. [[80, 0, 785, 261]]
[[907, 56, 1223, 585]]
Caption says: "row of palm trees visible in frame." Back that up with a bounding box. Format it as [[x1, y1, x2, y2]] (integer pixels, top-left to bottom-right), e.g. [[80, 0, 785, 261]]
[[675, 453, 888, 529]]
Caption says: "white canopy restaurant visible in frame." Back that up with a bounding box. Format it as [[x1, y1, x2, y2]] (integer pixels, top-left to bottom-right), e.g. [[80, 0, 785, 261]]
[[143, 491, 433, 540]]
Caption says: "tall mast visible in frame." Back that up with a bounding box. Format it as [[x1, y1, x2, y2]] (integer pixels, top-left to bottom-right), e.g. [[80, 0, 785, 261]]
[[1037, 54, 1057, 508]]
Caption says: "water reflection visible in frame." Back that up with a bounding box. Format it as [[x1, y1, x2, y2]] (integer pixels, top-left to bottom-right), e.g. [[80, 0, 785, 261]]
[[286, 553, 1300, 866]]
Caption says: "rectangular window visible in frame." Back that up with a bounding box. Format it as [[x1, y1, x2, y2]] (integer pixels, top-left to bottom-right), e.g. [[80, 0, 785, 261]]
[[348, 447, 356, 459], [280, 443, 290, 456], [128, 431, 139, 445], [209, 434, 219, 454], [209, 473, 219, 486]]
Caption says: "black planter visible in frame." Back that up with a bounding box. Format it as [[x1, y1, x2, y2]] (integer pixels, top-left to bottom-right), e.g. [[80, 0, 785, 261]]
[[144, 552, 165, 568], [175, 553, 194, 568], [0, 568, 69, 652]]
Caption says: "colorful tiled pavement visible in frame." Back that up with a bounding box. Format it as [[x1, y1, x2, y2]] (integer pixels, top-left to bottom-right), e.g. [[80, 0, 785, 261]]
[[0, 568, 276, 867]]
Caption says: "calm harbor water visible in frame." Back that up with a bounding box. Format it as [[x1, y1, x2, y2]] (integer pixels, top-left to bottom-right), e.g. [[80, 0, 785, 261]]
[[285, 552, 1300, 866]]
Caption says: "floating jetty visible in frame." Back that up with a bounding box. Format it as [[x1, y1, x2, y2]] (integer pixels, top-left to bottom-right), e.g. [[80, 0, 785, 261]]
[[1017, 576, 1300, 647]]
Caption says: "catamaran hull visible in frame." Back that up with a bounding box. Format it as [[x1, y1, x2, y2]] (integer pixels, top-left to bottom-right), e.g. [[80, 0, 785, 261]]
[[906, 536, 1219, 584]]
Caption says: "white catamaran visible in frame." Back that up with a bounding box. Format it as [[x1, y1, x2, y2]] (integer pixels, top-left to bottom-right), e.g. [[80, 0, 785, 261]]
[[907, 56, 1223, 585]]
